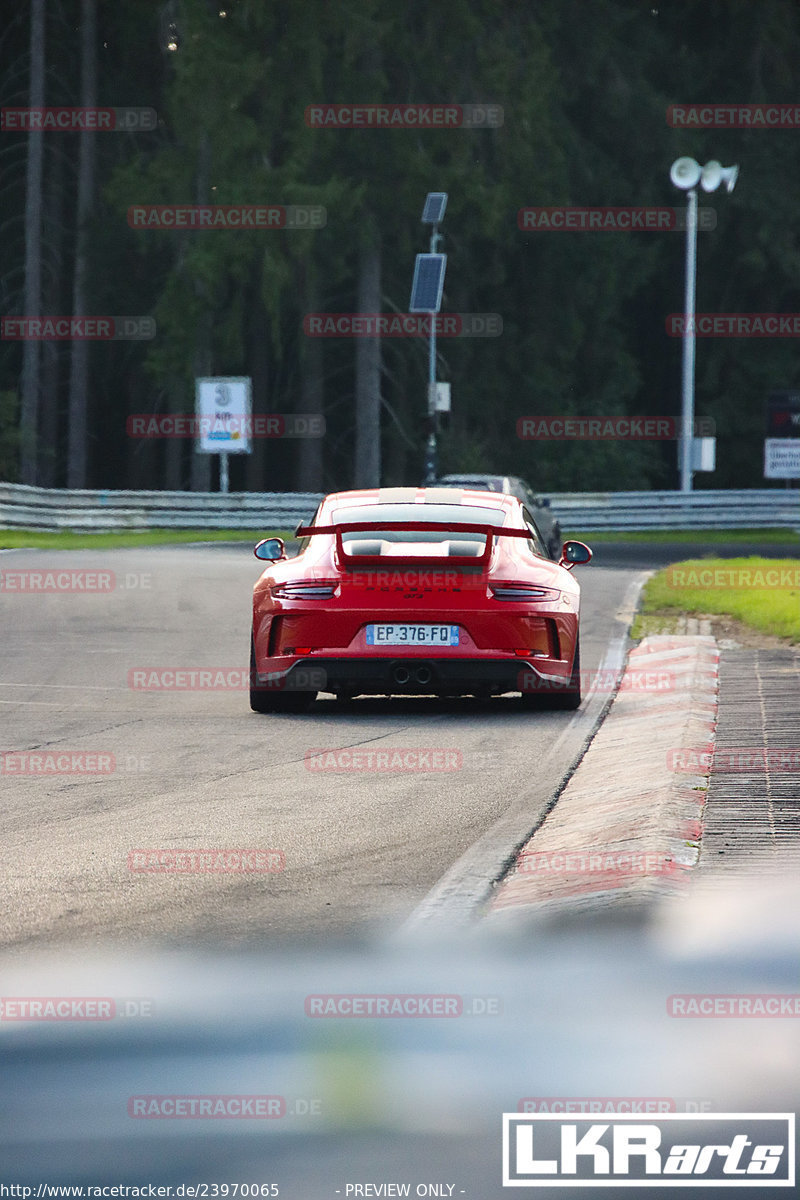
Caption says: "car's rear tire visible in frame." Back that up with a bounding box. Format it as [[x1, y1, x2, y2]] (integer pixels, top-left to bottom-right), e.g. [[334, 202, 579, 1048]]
[[520, 635, 582, 711], [249, 636, 317, 713], [549, 635, 582, 709]]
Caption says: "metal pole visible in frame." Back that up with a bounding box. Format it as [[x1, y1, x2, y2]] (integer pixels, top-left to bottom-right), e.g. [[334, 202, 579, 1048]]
[[428, 306, 438, 476], [220, 451, 229, 494], [424, 223, 440, 485], [680, 187, 698, 492]]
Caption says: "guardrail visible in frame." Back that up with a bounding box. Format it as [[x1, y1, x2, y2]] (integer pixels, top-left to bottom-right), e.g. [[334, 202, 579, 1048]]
[[0, 483, 324, 532], [548, 489, 800, 531], [0, 482, 797, 533]]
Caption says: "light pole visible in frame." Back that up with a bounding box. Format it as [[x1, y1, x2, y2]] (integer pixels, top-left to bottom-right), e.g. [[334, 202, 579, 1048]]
[[669, 156, 738, 492], [410, 193, 448, 485]]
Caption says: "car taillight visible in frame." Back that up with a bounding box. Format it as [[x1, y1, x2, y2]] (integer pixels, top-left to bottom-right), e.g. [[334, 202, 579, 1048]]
[[271, 581, 338, 600], [490, 583, 560, 601]]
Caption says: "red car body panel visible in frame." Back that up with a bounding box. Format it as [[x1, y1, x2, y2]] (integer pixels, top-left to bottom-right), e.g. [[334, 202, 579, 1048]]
[[251, 487, 587, 698]]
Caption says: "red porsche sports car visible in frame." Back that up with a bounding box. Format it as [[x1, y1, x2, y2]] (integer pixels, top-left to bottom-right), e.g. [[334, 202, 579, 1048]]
[[250, 487, 591, 712]]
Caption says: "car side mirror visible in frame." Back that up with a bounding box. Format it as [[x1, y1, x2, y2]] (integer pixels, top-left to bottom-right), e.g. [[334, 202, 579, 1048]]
[[254, 537, 286, 562], [559, 540, 592, 570]]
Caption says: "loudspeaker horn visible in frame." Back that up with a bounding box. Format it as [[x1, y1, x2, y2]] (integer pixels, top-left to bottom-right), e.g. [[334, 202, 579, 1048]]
[[670, 156, 702, 189], [720, 164, 739, 193], [700, 160, 723, 192]]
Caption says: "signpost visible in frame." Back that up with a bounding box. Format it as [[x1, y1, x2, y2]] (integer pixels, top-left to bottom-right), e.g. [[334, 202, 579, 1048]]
[[765, 390, 800, 480], [195, 376, 252, 493], [410, 193, 448, 485]]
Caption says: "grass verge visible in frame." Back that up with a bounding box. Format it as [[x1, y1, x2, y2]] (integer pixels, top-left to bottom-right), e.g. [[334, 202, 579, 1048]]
[[5, 526, 797, 550], [632, 556, 800, 643], [566, 528, 800, 545], [0, 528, 292, 550]]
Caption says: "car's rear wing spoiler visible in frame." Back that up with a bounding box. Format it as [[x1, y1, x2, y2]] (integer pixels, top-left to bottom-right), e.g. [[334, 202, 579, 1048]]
[[293, 520, 533, 568]]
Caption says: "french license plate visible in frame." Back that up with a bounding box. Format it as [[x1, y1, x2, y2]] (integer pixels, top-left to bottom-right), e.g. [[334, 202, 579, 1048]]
[[366, 624, 460, 647]]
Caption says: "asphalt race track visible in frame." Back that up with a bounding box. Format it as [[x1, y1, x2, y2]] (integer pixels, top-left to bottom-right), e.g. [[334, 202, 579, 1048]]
[[0, 543, 643, 952], [4, 542, 800, 1194]]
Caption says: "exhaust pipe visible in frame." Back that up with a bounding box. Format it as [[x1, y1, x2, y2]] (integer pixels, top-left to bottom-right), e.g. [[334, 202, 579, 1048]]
[[415, 665, 432, 685], [393, 665, 411, 685]]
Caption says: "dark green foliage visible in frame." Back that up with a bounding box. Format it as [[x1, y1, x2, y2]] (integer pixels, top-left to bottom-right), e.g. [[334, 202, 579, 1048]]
[[4, 0, 800, 491]]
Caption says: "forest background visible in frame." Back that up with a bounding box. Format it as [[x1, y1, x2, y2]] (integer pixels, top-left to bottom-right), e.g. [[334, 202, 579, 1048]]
[[2, 0, 799, 495]]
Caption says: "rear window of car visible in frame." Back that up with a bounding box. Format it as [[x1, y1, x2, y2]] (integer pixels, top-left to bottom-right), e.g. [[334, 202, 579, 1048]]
[[331, 502, 507, 544], [439, 478, 493, 490]]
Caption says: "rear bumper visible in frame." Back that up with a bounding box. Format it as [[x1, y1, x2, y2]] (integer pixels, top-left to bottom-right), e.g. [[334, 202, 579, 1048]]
[[256, 656, 569, 697]]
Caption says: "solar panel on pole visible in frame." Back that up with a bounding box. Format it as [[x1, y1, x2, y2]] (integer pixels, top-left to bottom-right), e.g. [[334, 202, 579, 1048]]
[[421, 192, 448, 224], [409, 253, 447, 313]]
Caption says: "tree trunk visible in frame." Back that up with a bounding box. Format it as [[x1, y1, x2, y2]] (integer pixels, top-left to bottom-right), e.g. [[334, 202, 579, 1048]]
[[164, 381, 183, 489], [295, 265, 324, 491], [39, 135, 65, 487], [245, 258, 269, 492], [383, 344, 412, 486], [66, 0, 97, 488], [190, 130, 212, 492], [19, 0, 46, 485], [354, 220, 381, 487]]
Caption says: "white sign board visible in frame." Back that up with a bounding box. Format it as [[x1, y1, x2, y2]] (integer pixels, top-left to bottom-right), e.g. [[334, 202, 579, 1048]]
[[195, 377, 252, 454], [428, 381, 451, 413], [691, 436, 716, 472], [764, 437, 800, 479]]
